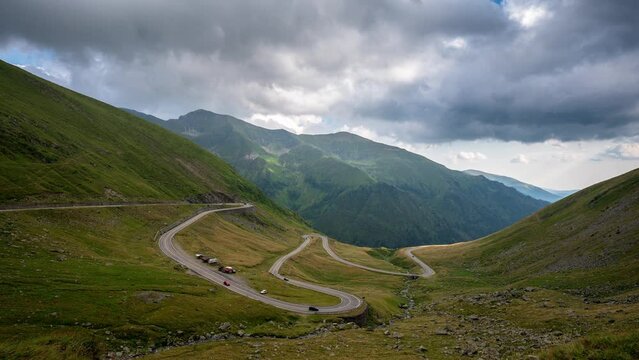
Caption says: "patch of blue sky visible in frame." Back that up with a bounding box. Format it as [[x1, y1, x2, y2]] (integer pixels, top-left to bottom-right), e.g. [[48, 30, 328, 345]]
[[0, 43, 57, 67]]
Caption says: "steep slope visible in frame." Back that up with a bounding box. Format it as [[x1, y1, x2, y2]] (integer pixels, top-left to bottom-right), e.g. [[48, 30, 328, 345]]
[[0, 60, 270, 206], [129, 109, 548, 247], [464, 169, 577, 202], [417, 167, 639, 292], [146, 168, 639, 360], [0, 61, 407, 358]]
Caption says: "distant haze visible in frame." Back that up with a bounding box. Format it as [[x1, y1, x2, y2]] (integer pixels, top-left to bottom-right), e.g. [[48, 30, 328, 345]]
[[464, 169, 577, 203]]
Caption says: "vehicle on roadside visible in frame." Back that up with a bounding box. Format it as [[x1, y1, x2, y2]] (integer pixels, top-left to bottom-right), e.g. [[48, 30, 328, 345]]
[[308, 306, 319, 312], [283, 277, 289, 281], [218, 266, 236, 274], [195, 254, 218, 264], [223, 281, 230, 286], [260, 289, 268, 294]]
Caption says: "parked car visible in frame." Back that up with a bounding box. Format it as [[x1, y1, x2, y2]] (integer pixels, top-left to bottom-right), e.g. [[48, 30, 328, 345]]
[[260, 289, 268, 294], [196, 254, 218, 264], [219, 266, 236, 274], [308, 306, 319, 312], [223, 281, 230, 286], [283, 277, 289, 281]]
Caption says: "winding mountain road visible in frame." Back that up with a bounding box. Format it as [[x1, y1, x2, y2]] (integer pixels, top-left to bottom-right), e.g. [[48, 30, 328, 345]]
[[319, 234, 435, 278], [159, 205, 362, 314], [403, 246, 436, 277], [157, 205, 436, 314], [2, 201, 435, 315]]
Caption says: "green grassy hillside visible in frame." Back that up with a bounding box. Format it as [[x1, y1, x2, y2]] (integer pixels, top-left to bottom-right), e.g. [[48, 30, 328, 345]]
[[127, 109, 547, 247], [4, 58, 635, 359], [415, 168, 639, 294], [0, 60, 271, 207], [151, 168, 639, 360], [0, 205, 365, 359], [0, 63, 411, 358]]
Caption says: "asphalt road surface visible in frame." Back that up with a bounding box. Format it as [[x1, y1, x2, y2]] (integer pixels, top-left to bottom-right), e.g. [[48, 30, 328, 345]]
[[158, 209, 434, 314], [403, 246, 436, 277], [2, 201, 435, 314], [158, 204, 363, 314], [318, 234, 435, 278]]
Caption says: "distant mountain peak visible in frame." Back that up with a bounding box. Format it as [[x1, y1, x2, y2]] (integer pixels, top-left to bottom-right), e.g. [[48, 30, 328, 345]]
[[463, 169, 577, 203], [129, 107, 547, 247]]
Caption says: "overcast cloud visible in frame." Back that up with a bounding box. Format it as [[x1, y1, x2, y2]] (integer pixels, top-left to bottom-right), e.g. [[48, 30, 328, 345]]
[[1, 0, 638, 188], [2, 0, 638, 142]]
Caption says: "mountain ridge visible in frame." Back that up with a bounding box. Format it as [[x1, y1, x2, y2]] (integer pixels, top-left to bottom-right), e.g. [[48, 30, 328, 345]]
[[0, 60, 285, 216], [464, 169, 578, 202], [419, 167, 639, 292], [126, 108, 548, 247]]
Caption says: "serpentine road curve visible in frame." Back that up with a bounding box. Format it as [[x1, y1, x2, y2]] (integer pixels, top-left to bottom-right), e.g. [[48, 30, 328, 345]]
[[158, 204, 435, 314], [403, 245, 436, 277], [1, 202, 435, 314], [158, 204, 362, 314], [318, 234, 435, 278]]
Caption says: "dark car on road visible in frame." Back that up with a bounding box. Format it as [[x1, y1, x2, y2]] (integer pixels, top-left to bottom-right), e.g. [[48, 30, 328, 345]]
[[308, 306, 319, 312], [223, 281, 230, 286]]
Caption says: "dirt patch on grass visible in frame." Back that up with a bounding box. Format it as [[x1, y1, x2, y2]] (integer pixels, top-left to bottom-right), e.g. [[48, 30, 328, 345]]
[[136, 291, 171, 304]]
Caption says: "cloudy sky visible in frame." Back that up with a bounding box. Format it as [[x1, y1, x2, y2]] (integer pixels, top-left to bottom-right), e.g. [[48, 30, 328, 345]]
[[2, 0, 638, 190]]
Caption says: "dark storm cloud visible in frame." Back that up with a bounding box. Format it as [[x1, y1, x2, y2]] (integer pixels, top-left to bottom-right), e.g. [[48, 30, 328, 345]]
[[355, 0, 639, 142], [0, 0, 502, 61], [0, 0, 638, 142]]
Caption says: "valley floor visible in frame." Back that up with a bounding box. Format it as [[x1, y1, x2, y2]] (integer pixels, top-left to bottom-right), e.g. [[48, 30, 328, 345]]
[[148, 241, 639, 359], [1, 203, 637, 359]]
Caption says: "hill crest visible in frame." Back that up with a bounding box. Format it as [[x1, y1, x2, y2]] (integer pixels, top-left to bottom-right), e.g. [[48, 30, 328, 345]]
[[128, 108, 548, 247]]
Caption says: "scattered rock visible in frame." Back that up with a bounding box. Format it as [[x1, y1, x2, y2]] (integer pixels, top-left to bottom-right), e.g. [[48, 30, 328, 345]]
[[173, 264, 188, 272], [219, 322, 231, 331], [461, 342, 478, 356]]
